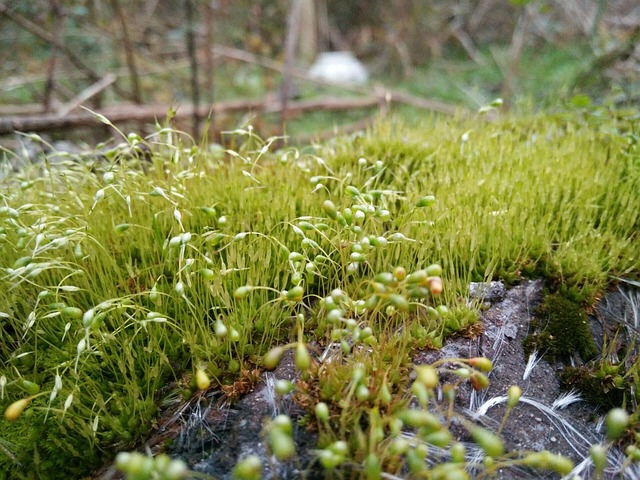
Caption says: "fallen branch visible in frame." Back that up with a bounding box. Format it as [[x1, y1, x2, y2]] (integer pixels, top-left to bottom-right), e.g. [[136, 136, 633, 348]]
[[213, 44, 461, 115], [292, 103, 389, 144], [0, 96, 381, 135], [57, 74, 117, 116], [381, 90, 458, 116]]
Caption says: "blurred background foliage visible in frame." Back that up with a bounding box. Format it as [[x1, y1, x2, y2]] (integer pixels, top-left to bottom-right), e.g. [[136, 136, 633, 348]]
[[0, 0, 638, 139]]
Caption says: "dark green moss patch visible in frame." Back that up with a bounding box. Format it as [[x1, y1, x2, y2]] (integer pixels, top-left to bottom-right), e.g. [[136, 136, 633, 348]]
[[524, 292, 598, 362], [560, 363, 627, 410]]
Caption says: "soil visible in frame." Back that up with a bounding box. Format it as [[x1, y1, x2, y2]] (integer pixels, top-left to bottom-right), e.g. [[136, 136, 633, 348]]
[[95, 280, 639, 480]]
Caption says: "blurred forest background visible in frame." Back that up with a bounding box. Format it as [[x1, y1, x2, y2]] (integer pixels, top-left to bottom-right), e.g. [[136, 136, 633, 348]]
[[0, 0, 639, 143]]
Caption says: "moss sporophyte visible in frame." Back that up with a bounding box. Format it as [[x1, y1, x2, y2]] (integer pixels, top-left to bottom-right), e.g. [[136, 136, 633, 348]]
[[1, 113, 639, 479]]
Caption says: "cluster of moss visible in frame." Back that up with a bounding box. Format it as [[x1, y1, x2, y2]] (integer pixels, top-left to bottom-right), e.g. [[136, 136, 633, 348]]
[[524, 291, 598, 362], [560, 363, 627, 410], [2, 108, 640, 478]]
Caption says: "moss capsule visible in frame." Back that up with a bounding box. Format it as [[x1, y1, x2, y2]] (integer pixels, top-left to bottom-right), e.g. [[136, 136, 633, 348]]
[[470, 372, 490, 391], [322, 200, 338, 220], [62, 307, 83, 319], [294, 343, 311, 371], [506, 385, 522, 408], [605, 408, 629, 440], [234, 286, 252, 299], [195, 368, 211, 390], [415, 365, 439, 389], [269, 428, 295, 460], [315, 402, 329, 422], [468, 357, 493, 373], [233, 455, 261, 480], [263, 346, 285, 370], [426, 264, 443, 276], [470, 427, 504, 458], [416, 195, 436, 207], [21, 380, 40, 395], [4, 397, 32, 421], [286, 286, 304, 302], [356, 384, 370, 401]]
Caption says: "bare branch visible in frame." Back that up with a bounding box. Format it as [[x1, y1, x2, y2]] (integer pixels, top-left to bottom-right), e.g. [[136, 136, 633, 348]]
[[0, 2, 130, 101], [185, 0, 201, 138], [57, 74, 117, 116], [110, 0, 143, 104]]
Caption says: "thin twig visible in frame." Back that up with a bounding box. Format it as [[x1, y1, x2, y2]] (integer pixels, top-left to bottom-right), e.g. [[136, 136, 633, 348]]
[[56, 74, 117, 116], [281, 0, 303, 131], [43, 0, 63, 112], [0, 2, 130, 101], [110, 0, 143, 104], [185, 0, 200, 138]]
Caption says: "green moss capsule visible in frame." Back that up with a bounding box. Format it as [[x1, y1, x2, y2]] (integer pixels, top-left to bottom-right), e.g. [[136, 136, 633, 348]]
[[470, 427, 504, 458], [416, 195, 436, 207], [234, 286, 252, 299], [415, 365, 439, 389], [315, 402, 329, 422], [507, 385, 522, 408], [263, 346, 285, 370], [269, 428, 295, 460], [286, 286, 304, 302], [468, 357, 493, 372], [294, 343, 311, 371], [322, 200, 338, 220], [605, 408, 629, 440], [62, 307, 83, 319], [397, 409, 441, 431]]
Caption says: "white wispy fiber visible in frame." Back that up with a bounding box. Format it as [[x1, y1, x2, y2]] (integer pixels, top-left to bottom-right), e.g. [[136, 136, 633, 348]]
[[518, 397, 597, 456], [319, 342, 341, 363], [471, 395, 507, 419], [523, 350, 542, 380], [560, 455, 592, 480], [470, 395, 599, 457], [620, 286, 640, 329], [552, 390, 582, 410], [264, 373, 278, 417]]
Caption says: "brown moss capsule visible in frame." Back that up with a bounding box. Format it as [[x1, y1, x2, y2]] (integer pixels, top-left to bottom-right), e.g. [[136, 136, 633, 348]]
[[427, 277, 443, 294], [470, 372, 490, 391]]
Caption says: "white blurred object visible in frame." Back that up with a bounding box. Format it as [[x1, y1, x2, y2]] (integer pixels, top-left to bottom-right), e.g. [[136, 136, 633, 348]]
[[308, 51, 369, 85]]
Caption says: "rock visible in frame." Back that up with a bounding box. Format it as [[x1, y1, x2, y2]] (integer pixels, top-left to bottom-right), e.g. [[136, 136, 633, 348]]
[[136, 351, 317, 480], [96, 281, 639, 479], [308, 51, 369, 85], [417, 281, 595, 477], [469, 280, 507, 304]]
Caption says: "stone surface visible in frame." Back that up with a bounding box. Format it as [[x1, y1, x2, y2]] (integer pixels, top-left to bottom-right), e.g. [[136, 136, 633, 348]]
[[95, 281, 640, 479]]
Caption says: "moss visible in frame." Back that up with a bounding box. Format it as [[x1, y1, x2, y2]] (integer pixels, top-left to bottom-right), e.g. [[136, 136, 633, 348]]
[[525, 292, 598, 361], [560, 364, 627, 410]]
